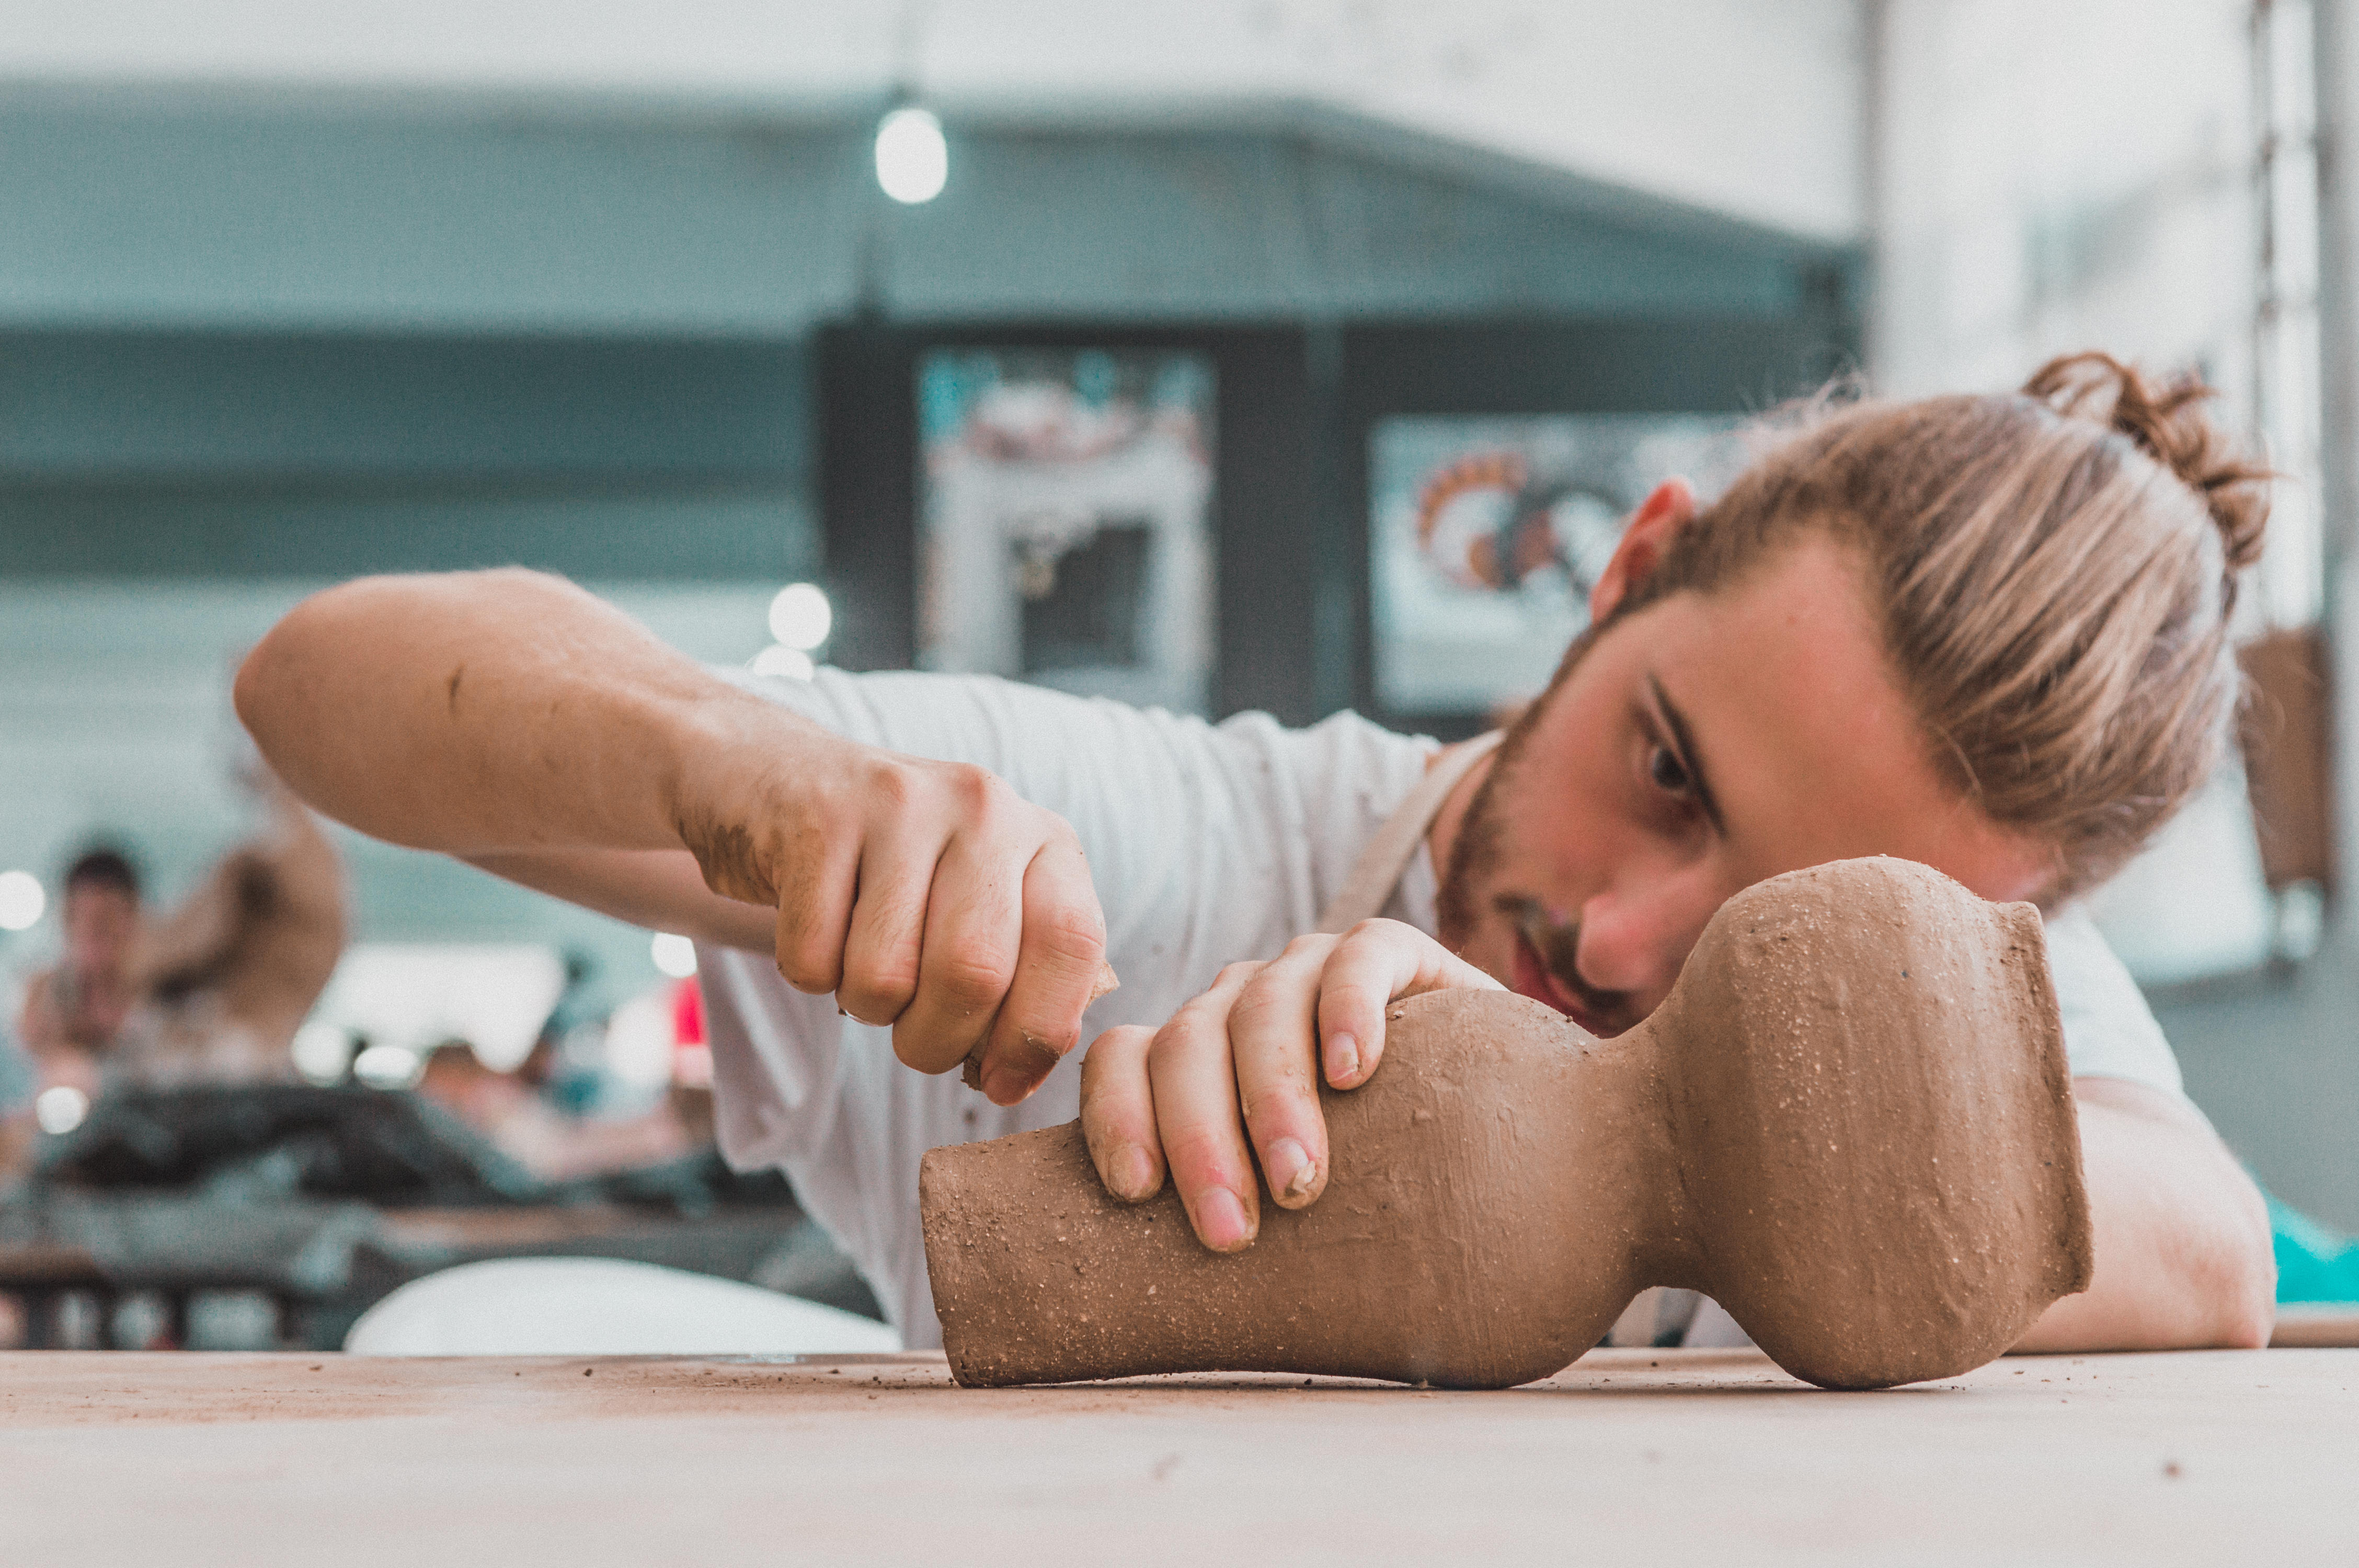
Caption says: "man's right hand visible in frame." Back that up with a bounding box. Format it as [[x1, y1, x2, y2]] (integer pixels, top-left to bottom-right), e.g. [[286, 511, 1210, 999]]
[[237, 570, 1110, 1109], [669, 709, 1110, 1106]]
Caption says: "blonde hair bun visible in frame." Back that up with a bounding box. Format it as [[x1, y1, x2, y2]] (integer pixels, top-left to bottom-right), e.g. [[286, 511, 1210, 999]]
[[1611, 350, 2273, 899], [2020, 351, 2272, 583]]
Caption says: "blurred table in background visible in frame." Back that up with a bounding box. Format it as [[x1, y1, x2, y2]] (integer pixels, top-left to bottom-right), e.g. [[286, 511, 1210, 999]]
[[1, 1083, 871, 1348]]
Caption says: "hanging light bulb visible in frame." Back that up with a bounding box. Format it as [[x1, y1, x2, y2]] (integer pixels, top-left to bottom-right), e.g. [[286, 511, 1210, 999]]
[[875, 106, 948, 204]]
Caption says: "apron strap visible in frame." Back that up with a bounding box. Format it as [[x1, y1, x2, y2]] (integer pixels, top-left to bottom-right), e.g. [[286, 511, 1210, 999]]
[[1315, 730, 1504, 935]]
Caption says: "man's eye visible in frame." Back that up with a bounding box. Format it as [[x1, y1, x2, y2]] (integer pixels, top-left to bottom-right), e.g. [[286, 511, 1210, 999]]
[[1647, 744, 1692, 797]]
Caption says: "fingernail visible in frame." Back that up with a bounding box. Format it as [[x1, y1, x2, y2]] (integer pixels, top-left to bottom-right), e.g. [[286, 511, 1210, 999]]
[[981, 1065, 1028, 1105], [1195, 1187, 1252, 1252], [1325, 1032, 1360, 1084], [1265, 1137, 1319, 1205], [1111, 1143, 1156, 1201]]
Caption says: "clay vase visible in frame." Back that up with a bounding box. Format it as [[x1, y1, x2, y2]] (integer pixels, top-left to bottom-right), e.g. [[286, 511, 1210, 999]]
[[920, 857, 2094, 1391]]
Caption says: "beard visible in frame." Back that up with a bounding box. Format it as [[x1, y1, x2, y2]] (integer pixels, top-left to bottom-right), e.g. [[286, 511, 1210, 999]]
[[1434, 619, 1644, 1035], [1431, 727, 1518, 951], [1433, 619, 1595, 949]]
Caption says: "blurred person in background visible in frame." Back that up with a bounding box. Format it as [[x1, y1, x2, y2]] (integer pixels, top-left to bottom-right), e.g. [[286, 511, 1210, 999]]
[[5, 849, 145, 1179], [415, 1037, 693, 1182], [517, 949, 608, 1116], [16, 848, 145, 1095], [121, 777, 348, 1086], [16, 778, 347, 1094], [3, 848, 144, 1179]]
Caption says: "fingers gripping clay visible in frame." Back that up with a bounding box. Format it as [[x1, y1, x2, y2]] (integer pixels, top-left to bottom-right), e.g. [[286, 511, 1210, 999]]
[[920, 858, 2094, 1391]]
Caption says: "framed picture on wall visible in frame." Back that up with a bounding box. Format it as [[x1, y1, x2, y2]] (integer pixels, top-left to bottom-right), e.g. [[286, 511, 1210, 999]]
[[1368, 413, 1744, 719], [914, 348, 1218, 716]]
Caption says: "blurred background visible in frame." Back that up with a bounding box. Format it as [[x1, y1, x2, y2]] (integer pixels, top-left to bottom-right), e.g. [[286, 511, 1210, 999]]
[[1, 0, 2355, 1345]]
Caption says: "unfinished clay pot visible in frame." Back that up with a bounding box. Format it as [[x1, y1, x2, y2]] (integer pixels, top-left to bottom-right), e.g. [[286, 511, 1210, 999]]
[[921, 857, 2093, 1391]]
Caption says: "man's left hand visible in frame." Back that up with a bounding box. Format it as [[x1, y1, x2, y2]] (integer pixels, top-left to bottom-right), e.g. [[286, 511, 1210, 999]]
[[1076, 918, 1503, 1253]]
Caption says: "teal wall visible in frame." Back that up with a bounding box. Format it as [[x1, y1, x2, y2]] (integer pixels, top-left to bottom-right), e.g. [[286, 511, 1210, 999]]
[[0, 331, 814, 579], [0, 101, 1828, 335], [0, 106, 860, 334]]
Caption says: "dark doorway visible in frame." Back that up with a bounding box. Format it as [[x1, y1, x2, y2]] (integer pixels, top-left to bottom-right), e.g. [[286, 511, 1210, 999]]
[[1020, 520, 1153, 676], [817, 321, 1317, 724]]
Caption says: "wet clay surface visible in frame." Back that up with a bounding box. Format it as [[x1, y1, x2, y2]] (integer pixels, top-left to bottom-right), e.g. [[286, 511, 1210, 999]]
[[1, 1348, 2350, 1566], [925, 858, 2092, 1390]]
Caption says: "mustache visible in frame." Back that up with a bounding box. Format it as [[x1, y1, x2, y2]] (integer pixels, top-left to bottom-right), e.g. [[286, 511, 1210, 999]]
[[1492, 893, 1638, 1032]]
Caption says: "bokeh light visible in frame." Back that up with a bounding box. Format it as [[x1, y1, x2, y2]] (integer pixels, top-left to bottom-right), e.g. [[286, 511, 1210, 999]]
[[767, 582, 833, 650], [291, 1021, 355, 1085], [353, 1043, 423, 1090], [650, 931, 699, 978], [603, 990, 676, 1091], [874, 107, 948, 204], [34, 1085, 88, 1136], [0, 869, 46, 931]]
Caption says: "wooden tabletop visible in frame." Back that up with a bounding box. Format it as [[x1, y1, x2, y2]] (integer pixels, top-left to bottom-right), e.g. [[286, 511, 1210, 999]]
[[2, 1346, 2351, 1563]]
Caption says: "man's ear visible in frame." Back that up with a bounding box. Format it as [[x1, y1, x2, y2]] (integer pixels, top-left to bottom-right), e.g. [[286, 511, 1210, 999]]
[[1588, 478, 1697, 622]]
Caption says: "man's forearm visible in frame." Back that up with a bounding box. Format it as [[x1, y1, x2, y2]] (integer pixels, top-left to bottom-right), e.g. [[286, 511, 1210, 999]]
[[236, 570, 804, 856], [246, 569, 1118, 1103], [2013, 1077, 2275, 1352], [466, 847, 775, 951]]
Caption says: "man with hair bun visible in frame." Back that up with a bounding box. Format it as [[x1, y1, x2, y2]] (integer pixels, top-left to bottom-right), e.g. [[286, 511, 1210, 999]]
[[237, 352, 2278, 1354]]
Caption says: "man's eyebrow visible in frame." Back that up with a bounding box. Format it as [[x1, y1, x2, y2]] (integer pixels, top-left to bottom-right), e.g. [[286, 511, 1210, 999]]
[[1646, 673, 1725, 835]]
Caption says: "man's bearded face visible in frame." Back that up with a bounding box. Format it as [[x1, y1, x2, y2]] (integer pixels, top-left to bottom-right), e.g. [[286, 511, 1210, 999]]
[[1432, 533, 2054, 1038]]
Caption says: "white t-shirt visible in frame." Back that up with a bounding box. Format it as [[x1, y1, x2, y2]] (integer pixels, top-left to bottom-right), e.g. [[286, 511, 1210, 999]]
[[696, 670, 2185, 1346]]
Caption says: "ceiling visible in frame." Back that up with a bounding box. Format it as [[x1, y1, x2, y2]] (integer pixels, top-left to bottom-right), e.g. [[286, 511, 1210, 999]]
[[0, 0, 1867, 243]]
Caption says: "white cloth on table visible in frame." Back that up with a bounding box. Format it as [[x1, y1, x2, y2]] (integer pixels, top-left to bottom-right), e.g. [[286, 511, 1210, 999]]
[[343, 1258, 902, 1356]]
